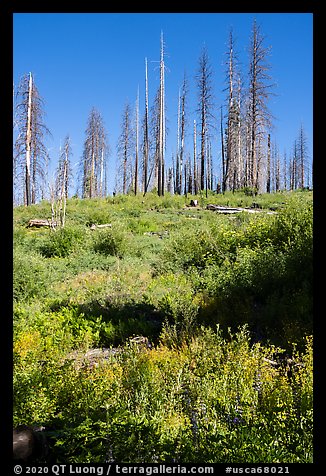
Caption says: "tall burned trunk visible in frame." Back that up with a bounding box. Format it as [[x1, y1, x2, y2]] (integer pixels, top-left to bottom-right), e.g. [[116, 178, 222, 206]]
[[143, 58, 149, 195], [158, 32, 166, 196], [196, 47, 214, 195], [221, 107, 227, 193], [193, 119, 198, 195], [81, 108, 108, 198], [25, 73, 33, 206], [200, 104, 206, 193], [14, 72, 51, 206], [134, 88, 139, 195], [247, 19, 274, 192], [176, 74, 187, 195], [266, 133, 271, 193]]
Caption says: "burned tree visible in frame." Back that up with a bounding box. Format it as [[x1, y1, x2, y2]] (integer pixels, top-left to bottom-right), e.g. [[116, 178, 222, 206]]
[[296, 123, 309, 189], [134, 88, 140, 195], [246, 19, 274, 192], [117, 102, 134, 194], [223, 29, 243, 192], [149, 71, 167, 195], [266, 133, 271, 193], [157, 31, 166, 196], [289, 124, 309, 190], [80, 108, 108, 198], [193, 119, 198, 195], [142, 58, 150, 195], [148, 88, 160, 192], [54, 135, 73, 227], [14, 72, 51, 205], [175, 73, 188, 195], [196, 46, 214, 194]]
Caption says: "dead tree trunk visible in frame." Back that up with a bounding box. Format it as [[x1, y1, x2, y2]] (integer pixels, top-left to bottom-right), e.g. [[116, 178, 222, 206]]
[[143, 58, 149, 195], [135, 88, 139, 195], [266, 133, 271, 193], [158, 31, 166, 196], [193, 120, 197, 195], [221, 106, 227, 193], [25, 73, 33, 206]]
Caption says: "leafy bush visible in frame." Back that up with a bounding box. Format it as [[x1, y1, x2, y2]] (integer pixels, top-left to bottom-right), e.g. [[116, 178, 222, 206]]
[[271, 196, 313, 251], [126, 216, 158, 234], [14, 249, 50, 301], [158, 226, 226, 274], [200, 238, 312, 346], [40, 226, 85, 258], [93, 227, 128, 257]]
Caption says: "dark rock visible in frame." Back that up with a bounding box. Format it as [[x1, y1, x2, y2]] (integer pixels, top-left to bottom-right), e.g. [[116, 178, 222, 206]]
[[13, 425, 48, 462]]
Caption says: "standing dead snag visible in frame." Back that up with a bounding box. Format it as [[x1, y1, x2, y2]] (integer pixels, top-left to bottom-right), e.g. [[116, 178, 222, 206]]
[[80, 108, 108, 198], [134, 88, 140, 195], [157, 31, 166, 196], [55, 135, 73, 227], [142, 58, 150, 195], [117, 102, 134, 194], [14, 72, 51, 206], [196, 46, 214, 195], [246, 19, 274, 192], [175, 73, 188, 195], [193, 119, 198, 195], [294, 123, 309, 189], [25, 73, 33, 205], [223, 28, 243, 192]]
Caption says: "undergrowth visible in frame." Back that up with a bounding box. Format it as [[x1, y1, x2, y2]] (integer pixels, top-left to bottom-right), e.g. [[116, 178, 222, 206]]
[[13, 189, 313, 462]]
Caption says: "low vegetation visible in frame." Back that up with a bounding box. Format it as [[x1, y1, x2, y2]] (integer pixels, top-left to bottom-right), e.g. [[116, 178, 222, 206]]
[[13, 189, 313, 463]]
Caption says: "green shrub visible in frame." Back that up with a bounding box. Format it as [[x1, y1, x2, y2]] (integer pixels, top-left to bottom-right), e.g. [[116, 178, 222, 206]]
[[272, 197, 313, 251], [84, 211, 112, 227], [13, 249, 49, 301], [13, 226, 29, 246], [40, 226, 85, 258], [159, 226, 225, 273], [127, 217, 158, 234], [200, 239, 312, 346], [93, 227, 128, 257]]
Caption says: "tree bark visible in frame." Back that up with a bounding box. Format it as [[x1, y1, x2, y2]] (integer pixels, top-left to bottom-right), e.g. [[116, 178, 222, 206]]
[[158, 31, 165, 196], [143, 58, 149, 195], [135, 88, 139, 195], [25, 73, 33, 206], [266, 133, 271, 193], [193, 120, 198, 195]]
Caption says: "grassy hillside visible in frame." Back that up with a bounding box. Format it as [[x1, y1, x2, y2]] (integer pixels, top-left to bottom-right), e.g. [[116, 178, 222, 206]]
[[13, 189, 313, 463]]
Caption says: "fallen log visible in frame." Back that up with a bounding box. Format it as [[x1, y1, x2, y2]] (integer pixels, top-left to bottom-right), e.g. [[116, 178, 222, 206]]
[[66, 347, 121, 370], [206, 204, 249, 213], [143, 230, 169, 238], [90, 223, 112, 230], [206, 204, 277, 214], [27, 219, 57, 228]]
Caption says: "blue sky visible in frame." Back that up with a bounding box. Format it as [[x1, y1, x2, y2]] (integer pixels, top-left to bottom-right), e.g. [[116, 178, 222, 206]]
[[13, 13, 313, 195]]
